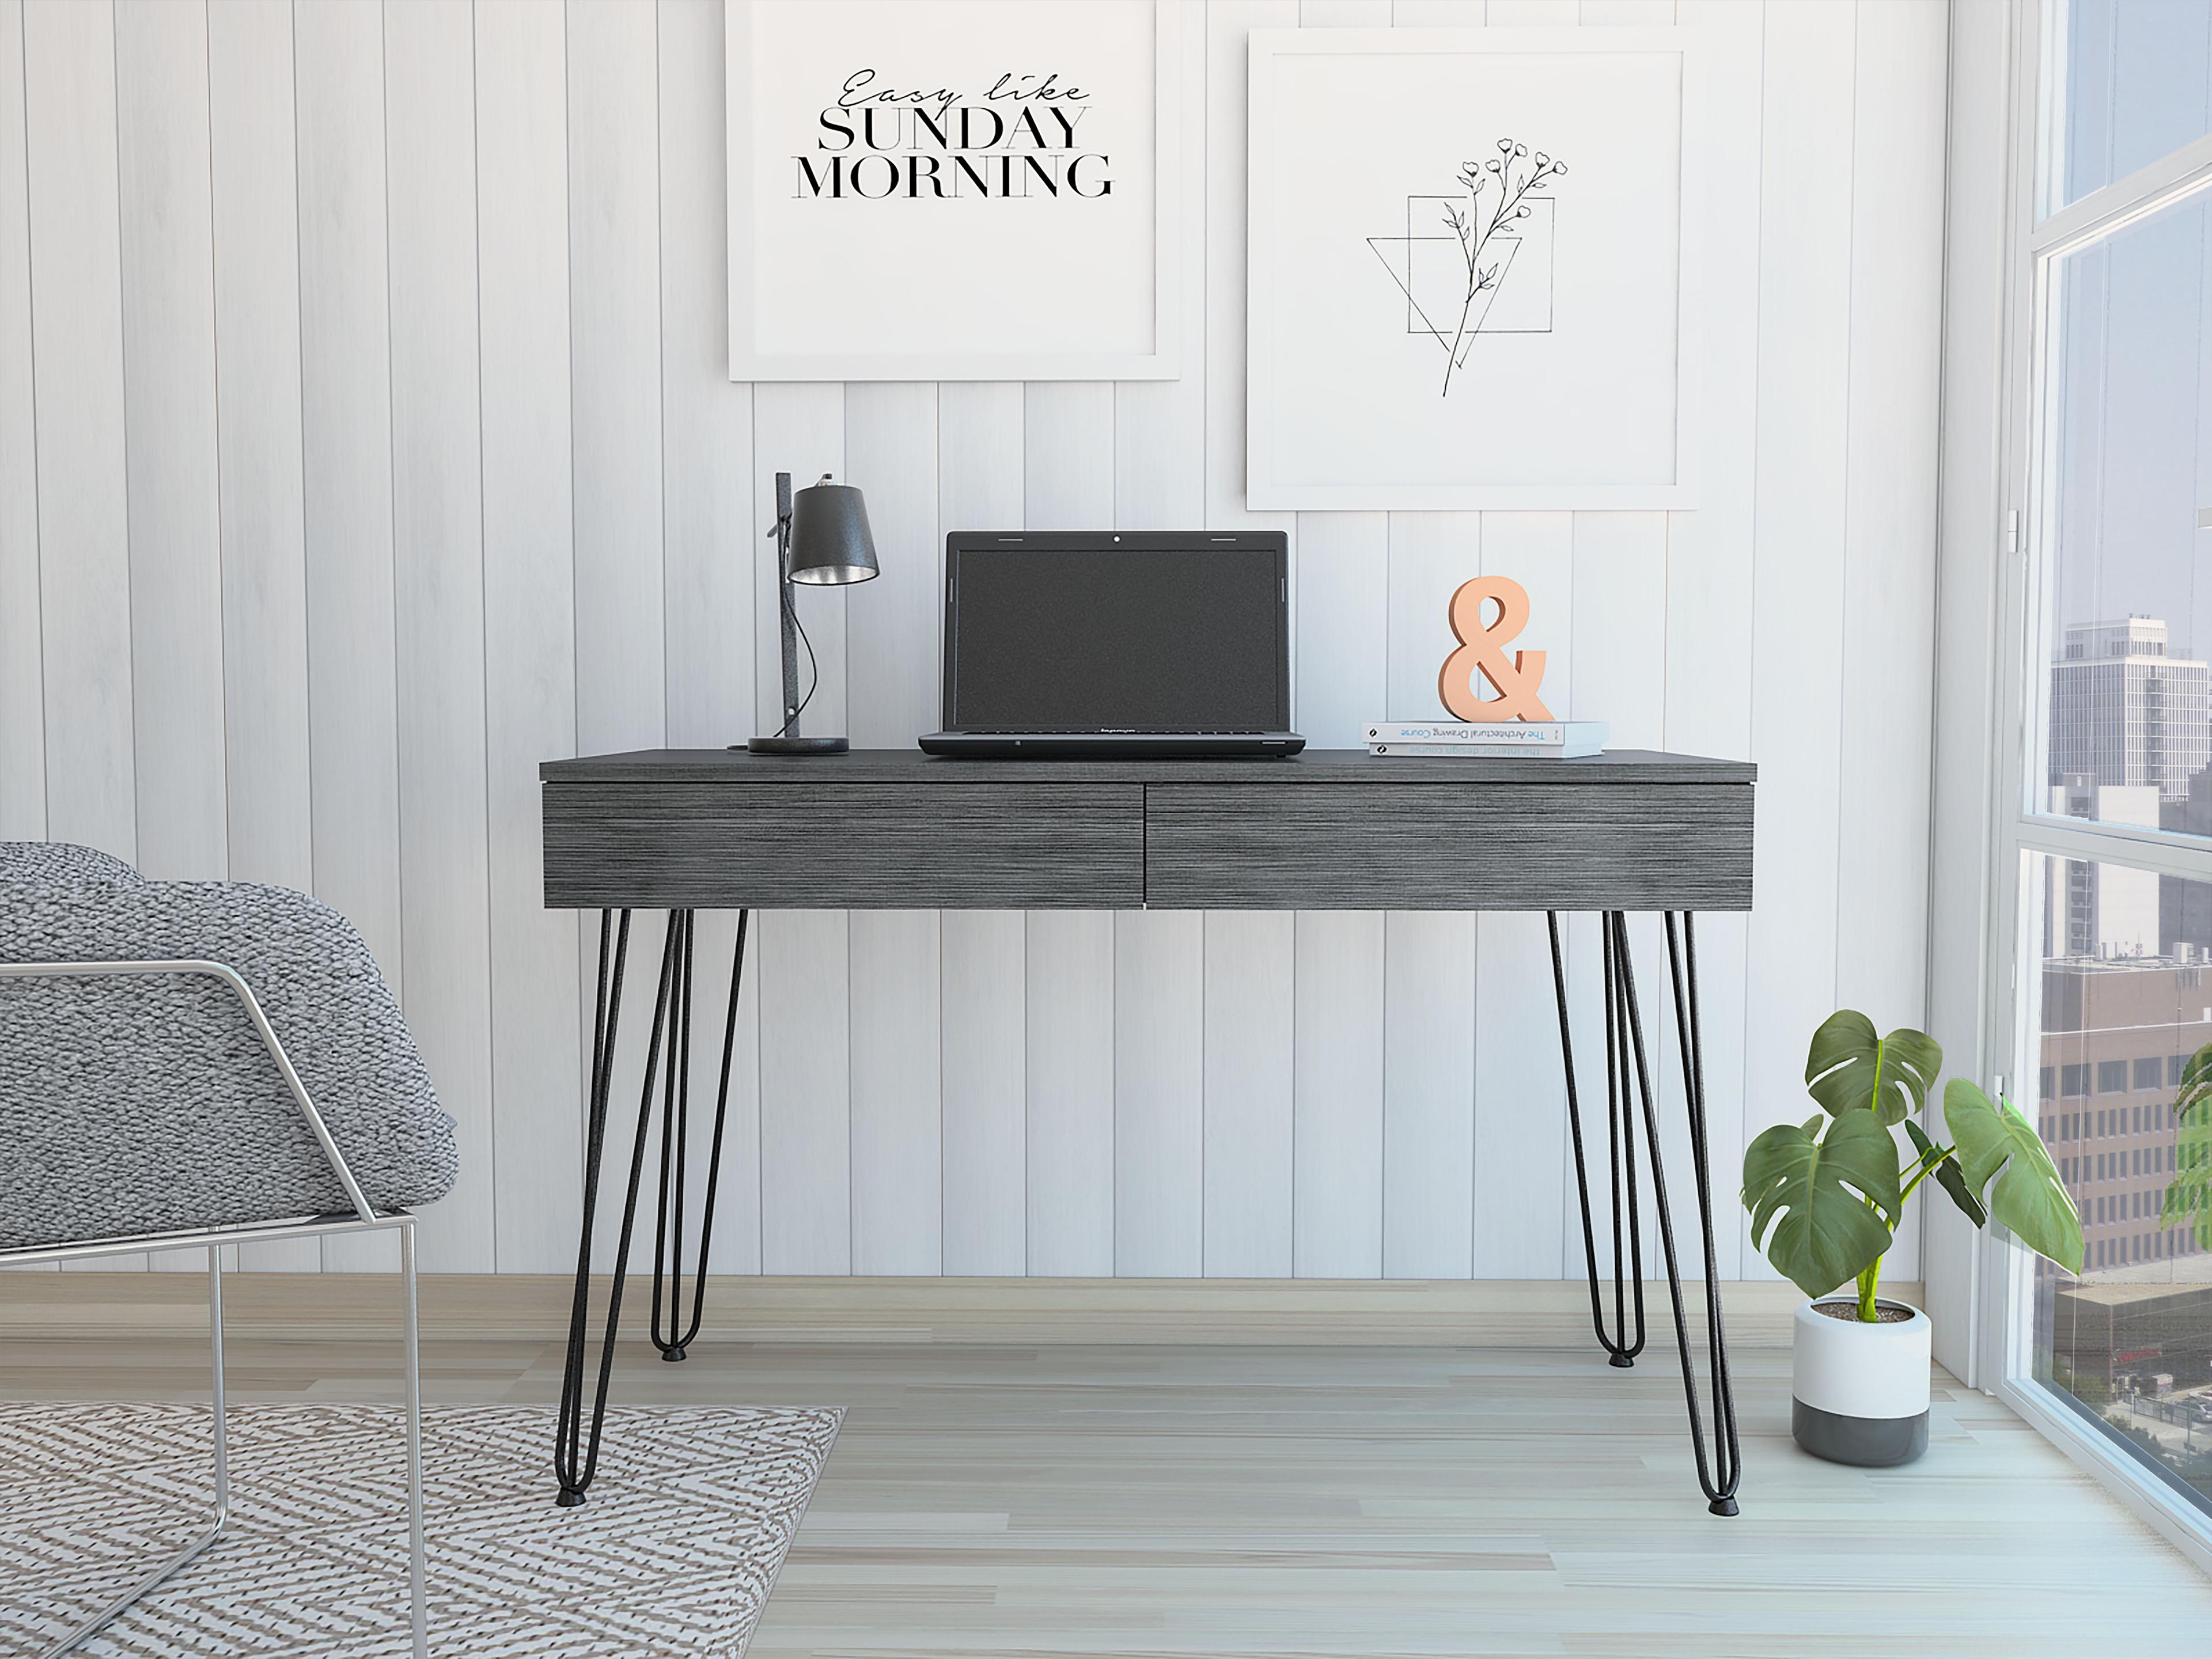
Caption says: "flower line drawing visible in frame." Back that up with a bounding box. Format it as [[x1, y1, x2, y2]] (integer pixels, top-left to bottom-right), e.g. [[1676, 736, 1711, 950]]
[[1366, 138, 1567, 396]]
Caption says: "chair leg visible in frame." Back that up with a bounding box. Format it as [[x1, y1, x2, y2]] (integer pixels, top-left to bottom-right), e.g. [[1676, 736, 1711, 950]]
[[399, 1218, 428, 1658], [39, 1249, 232, 1658]]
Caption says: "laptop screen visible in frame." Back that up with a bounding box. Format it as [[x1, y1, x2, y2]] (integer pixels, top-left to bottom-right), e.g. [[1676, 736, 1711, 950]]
[[945, 541, 1287, 733]]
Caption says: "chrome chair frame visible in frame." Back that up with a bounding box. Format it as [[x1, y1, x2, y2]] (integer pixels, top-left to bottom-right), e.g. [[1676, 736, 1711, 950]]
[[0, 959, 428, 1659]]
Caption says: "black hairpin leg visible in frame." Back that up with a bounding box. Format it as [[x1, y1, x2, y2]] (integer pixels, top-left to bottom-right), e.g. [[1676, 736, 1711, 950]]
[[1551, 909, 1742, 1516], [554, 908, 750, 1506], [650, 909, 749, 1363], [1550, 911, 1646, 1366]]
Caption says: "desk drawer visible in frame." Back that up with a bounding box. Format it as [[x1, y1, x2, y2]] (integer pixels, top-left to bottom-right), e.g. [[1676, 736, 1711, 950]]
[[1143, 783, 1753, 911], [545, 782, 1143, 909]]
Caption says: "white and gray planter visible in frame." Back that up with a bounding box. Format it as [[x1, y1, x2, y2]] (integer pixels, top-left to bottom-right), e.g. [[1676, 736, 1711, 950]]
[[1791, 1298, 1932, 1467]]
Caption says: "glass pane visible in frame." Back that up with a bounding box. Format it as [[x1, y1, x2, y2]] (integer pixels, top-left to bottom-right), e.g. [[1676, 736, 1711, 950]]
[[2052, 0, 2212, 214], [2037, 183, 2212, 844], [2031, 853, 2212, 1516]]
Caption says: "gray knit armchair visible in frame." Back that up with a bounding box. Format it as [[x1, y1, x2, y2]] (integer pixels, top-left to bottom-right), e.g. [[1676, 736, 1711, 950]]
[[0, 842, 454, 1656]]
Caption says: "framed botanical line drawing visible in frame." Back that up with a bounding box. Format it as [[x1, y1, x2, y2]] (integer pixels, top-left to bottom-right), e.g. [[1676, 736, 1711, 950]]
[[727, 0, 1182, 382], [1246, 29, 1705, 510]]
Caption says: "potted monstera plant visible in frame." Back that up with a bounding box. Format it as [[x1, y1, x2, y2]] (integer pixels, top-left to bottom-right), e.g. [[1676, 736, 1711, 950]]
[[1743, 1013, 2082, 1467]]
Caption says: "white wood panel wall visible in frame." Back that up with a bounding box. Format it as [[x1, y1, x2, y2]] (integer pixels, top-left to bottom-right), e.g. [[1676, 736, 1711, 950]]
[[0, 0, 1948, 1282]]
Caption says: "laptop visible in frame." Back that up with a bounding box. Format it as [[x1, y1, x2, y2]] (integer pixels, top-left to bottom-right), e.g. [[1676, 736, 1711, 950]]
[[919, 531, 1305, 759]]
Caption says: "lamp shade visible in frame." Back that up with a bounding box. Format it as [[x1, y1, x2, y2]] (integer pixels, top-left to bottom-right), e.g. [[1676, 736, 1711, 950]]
[[787, 478, 878, 586]]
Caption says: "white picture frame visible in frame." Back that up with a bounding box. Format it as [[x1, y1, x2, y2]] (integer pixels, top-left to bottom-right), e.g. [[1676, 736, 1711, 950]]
[[1246, 28, 1706, 510], [726, 0, 1182, 382]]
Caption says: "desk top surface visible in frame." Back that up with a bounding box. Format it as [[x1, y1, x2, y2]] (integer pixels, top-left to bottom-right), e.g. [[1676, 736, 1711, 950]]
[[542, 747, 1756, 786]]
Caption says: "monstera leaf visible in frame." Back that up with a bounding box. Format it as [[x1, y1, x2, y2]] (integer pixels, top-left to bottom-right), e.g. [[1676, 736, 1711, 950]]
[[1905, 1117, 1986, 1229], [1743, 1108, 1900, 1298], [1805, 1011, 1942, 1126], [1943, 1080, 2083, 1275], [2162, 1104, 2212, 1252]]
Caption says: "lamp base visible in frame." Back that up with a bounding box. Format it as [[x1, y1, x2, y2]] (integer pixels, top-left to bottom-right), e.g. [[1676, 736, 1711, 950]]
[[741, 735, 849, 755]]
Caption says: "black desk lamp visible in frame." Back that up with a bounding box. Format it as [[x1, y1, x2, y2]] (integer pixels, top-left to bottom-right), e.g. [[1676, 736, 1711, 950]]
[[745, 471, 877, 755]]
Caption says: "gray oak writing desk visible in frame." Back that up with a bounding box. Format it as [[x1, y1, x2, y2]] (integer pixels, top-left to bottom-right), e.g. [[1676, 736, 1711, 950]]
[[541, 747, 1756, 1514]]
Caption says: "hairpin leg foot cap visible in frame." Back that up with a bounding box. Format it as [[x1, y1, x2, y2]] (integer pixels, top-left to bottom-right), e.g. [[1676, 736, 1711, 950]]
[[661, 1344, 687, 1363], [1709, 1496, 1739, 1517], [1608, 1353, 1635, 1369], [555, 1488, 587, 1509]]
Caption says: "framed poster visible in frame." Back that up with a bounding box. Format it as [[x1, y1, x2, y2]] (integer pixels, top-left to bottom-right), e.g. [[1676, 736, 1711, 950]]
[[727, 0, 1181, 382], [1246, 29, 1705, 510]]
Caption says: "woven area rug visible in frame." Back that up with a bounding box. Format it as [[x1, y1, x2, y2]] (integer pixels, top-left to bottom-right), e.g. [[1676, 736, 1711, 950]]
[[0, 1401, 840, 1657]]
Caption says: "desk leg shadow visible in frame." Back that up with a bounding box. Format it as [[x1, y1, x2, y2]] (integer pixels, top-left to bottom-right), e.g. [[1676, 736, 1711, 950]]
[[554, 907, 748, 1508], [1549, 910, 1743, 1516]]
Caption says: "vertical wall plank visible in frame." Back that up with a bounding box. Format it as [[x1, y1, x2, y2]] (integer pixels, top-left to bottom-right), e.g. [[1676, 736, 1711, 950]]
[[568, 0, 671, 1281], [658, 0, 759, 1274], [385, 0, 497, 1274], [1287, 0, 1389, 751], [941, 910, 1026, 1274], [1384, 911, 1476, 1276], [1471, 514, 1573, 1277], [1204, 911, 1295, 1275], [1027, 910, 1116, 1275], [1108, 6, 1210, 1281], [760, 906, 851, 1273], [31, 0, 138, 1271], [295, 0, 405, 1272], [661, 0, 751, 753], [1104, 9, 1209, 1281], [209, 0, 312, 897], [569, 0, 664, 760], [294, 0, 404, 982], [846, 383, 942, 747], [0, 0, 41, 846], [1381, 508, 1482, 1278], [1744, 0, 1858, 1281], [750, 383, 853, 1276], [1833, 0, 1946, 1281], [845, 378, 946, 1275], [478, 0, 583, 1277], [1571, 513, 1674, 1263], [1664, 0, 1761, 1280], [205, 0, 316, 1272], [1294, 911, 1385, 1275], [1114, 910, 1205, 1275], [23, 0, 134, 862], [1021, 354, 1116, 1278], [1203, 1, 1302, 1284], [938, 381, 1027, 1275], [113, 0, 225, 884], [849, 908, 942, 1274]]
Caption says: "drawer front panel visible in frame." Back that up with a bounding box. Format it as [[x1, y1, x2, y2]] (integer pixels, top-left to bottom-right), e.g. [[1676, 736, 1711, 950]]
[[1144, 783, 1753, 911], [544, 782, 1143, 909]]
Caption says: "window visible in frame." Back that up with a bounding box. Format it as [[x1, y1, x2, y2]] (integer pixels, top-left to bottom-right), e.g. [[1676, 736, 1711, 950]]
[[2000, 10, 2212, 1547], [2050, 1, 2212, 214]]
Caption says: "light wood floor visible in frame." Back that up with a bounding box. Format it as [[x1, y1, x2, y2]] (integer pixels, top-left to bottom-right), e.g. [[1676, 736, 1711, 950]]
[[7, 1306, 2210, 1656]]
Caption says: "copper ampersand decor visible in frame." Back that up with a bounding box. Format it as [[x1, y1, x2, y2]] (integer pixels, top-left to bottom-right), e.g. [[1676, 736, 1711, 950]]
[[1437, 575, 1555, 723]]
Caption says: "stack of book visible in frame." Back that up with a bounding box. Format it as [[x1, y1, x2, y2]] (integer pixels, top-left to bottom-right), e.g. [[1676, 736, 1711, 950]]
[[1366, 720, 1608, 759]]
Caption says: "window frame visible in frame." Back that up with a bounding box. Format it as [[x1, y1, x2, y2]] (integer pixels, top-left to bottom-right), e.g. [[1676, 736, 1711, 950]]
[[1979, 0, 2212, 1573]]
